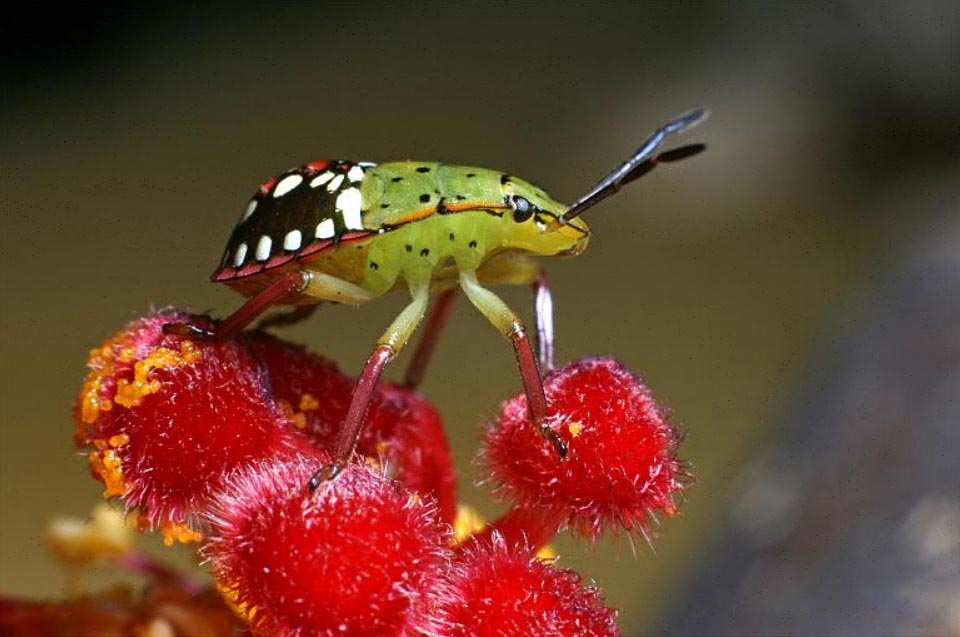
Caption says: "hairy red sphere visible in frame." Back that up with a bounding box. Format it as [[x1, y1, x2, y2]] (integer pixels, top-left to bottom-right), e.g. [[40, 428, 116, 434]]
[[246, 332, 353, 446], [419, 539, 618, 637], [482, 357, 688, 540], [249, 333, 457, 524], [204, 454, 449, 637], [368, 384, 457, 524], [73, 310, 311, 538]]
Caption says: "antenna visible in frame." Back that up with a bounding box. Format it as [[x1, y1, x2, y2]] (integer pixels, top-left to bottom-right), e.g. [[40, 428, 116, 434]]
[[557, 109, 708, 224]]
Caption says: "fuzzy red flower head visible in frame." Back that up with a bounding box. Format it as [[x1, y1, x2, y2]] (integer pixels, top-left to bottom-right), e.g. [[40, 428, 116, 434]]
[[72, 310, 311, 539], [204, 452, 449, 637], [482, 357, 688, 540], [420, 538, 618, 637]]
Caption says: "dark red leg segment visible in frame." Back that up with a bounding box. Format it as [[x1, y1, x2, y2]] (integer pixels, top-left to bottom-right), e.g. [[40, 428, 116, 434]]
[[308, 344, 394, 490], [511, 327, 567, 458], [532, 271, 555, 373], [163, 271, 305, 340], [402, 288, 457, 389]]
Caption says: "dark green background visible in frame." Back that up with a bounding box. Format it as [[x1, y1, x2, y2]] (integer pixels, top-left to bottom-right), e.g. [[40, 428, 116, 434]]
[[2, 3, 957, 634]]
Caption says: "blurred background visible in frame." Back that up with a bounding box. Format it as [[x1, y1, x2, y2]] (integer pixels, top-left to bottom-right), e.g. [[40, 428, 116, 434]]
[[2, 2, 958, 635]]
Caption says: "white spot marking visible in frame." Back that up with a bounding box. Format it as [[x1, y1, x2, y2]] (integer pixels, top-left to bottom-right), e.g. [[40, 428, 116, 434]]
[[326, 174, 345, 192], [283, 229, 302, 251], [310, 172, 334, 188], [347, 165, 365, 183], [315, 218, 335, 239], [241, 199, 257, 222], [233, 243, 248, 267], [255, 235, 273, 261], [273, 174, 303, 198], [357, 161, 377, 167], [337, 187, 363, 230]]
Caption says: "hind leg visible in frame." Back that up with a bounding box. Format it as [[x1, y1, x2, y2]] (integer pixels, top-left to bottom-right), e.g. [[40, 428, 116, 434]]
[[164, 270, 374, 340]]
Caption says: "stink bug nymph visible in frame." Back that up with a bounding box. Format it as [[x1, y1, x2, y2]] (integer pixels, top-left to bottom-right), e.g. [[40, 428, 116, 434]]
[[165, 109, 708, 488]]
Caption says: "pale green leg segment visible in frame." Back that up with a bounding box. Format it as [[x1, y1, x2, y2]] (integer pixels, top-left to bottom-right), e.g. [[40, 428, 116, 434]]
[[302, 271, 376, 304], [459, 271, 567, 458], [308, 281, 430, 489], [377, 282, 431, 350], [460, 271, 522, 338]]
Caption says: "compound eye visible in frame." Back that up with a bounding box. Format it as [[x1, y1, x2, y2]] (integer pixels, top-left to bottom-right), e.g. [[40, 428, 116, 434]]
[[511, 196, 535, 222]]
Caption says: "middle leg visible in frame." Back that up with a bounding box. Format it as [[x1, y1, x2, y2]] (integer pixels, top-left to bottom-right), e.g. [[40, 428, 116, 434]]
[[308, 281, 431, 489], [402, 288, 458, 389]]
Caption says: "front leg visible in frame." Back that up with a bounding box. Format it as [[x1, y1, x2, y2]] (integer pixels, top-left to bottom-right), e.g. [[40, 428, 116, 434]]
[[475, 255, 556, 373], [459, 271, 567, 459]]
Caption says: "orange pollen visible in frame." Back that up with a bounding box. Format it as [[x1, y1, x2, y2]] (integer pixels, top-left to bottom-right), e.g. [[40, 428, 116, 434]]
[[277, 399, 307, 430], [159, 521, 203, 547], [298, 392, 320, 411], [113, 341, 201, 409], [78, 343, 120, 425], [88, 448, 129, 498], [108, 433, 129, 448], [217, 582, 258, 624]]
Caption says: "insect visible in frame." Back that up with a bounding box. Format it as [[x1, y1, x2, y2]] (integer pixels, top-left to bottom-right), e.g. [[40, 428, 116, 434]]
[[165, 109, 707, 489]]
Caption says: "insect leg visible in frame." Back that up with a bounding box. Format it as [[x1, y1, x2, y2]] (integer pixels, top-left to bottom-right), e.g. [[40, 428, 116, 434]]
[[533, 270, 555, 374], [459, 271, 567, 459], [474, 255, 554, 373], [301, 271, 376, 305], [402, 288, 458, 389], [163, 271, 306, 340], [308, 282, 431, 489]]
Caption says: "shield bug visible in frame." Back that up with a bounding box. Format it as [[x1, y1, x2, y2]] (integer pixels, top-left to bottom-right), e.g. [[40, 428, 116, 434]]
[[165, 109, 708, 488]]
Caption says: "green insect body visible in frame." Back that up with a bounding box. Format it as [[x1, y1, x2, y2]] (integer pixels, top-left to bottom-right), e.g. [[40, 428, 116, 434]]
[[196, 109, 708, 486], [215, 161, 589, 305]]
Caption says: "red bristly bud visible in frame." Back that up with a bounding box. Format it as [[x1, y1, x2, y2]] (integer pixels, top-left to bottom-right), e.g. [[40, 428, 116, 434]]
[[248, 333, 457, 524], [204, 453, 449, 637], [418, 538, 618, 637], [481, 357, 689, 543], [73, 310, 312, 540]]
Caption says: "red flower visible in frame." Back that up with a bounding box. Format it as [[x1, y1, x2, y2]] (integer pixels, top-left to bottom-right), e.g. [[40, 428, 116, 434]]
[[72, 310, 312, 540], [68, 309, 695, 637], [480, 357, 689, 543], [419, 538, 618, 637], [204, 453, 449, 637]]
